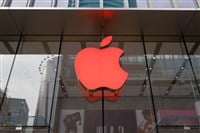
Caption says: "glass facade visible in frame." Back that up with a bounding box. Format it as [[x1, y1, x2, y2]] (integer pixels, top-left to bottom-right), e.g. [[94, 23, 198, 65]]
[[0, 35, 200, 132], [1, 0, 200, 132], [0, 0, 199, 8]]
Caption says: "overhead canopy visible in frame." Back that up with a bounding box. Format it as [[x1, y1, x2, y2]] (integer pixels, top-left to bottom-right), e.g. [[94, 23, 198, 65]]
[[0, 8, 200, 37]]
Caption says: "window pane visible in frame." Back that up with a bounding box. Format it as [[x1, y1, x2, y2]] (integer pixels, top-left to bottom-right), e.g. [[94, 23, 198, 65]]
[[34, 0, 52, 7], [151, 0, 172, 8], [128, 0, 137, 8], [104, 0, 123, 7], [57, 0, 68, 7], [0, 37, 19, 126], [145, 39, 200, 129], [136, 0, 148, 8], [0, 40, 18, 92], [0, 0, 3, 6], [0, 36, 60, 131], [54, 41, 102, 132], [103, 41, 156, 132], [68, 0, 76, 7], [177, 0, 197, 8], [10, 0, 28, 7], [79, 0, 99, 7]]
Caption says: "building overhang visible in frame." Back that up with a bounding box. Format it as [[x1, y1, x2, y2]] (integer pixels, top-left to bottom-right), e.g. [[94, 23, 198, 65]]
[[0, 8, 200, 38]]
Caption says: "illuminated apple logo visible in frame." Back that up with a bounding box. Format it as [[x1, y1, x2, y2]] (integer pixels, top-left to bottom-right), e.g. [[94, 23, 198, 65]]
[[74, 36, 128, 98]]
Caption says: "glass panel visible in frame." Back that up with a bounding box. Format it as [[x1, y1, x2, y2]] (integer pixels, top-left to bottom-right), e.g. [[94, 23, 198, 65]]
[[79, 0, 99, 7], [128, 0, 137, 8], [34, 0, 52, 7], [145, 40, 200, 129], [103, 41, 156, 133], [57, 0, 68, 7], [0, 37, 19, 129], [68, 0, 76, 7], [150, 0, 172, 8], [104, 0, 124, 7], [54, 41, 102, 132], [10, 0, 28, 7], [0, 0, 3, 6], [135, 0, 148, 8], [0, 40, 18, 91], [177, 0, 197, 8], [1, 36, 60, 129], [186, 40, 200, 129]]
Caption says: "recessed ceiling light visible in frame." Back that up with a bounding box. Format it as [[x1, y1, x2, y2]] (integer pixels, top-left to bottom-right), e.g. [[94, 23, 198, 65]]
[[181, 67, 184, 70]]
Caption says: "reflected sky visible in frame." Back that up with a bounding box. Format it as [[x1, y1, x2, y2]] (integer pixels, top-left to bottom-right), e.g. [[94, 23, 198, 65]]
[[0, 55, 50, 115]]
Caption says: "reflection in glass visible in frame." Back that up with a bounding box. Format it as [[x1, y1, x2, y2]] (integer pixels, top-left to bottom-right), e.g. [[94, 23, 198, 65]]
[[55, 41, 103, 132], [79, 0, 99, 7], [34, 0, 52, 7], [135, 0, 148, 8], [0, 40, 18, 130], [104, 0, 123, 7], [0, 41, 18, 91], [145, 41, 200, 127], [177, 0, 197, 8], [10, 0, 28, 7], [186, 41, 200, 97], [128, 0, 137, 8], [150, 0, 172, 8], [104, 41, 156, 132], [1, 39, 60, 130], [68, 0, 76, 7], [57, 0, 68, 7], [0, 0, 3, 6]]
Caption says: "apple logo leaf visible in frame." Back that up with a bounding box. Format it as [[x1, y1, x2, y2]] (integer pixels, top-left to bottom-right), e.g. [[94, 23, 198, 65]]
[[100, 36, 112, 48]]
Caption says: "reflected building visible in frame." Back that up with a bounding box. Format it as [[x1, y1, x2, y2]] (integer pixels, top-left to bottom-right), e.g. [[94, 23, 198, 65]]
[[7, 98, 29, 126], [0, 91, 9, 126], [0, 92, 29, 132], [35, 56, 61, 127]]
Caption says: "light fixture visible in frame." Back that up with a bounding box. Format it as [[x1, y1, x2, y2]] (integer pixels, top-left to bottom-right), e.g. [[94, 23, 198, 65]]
[[181, 67, 184, 70], [15, 127, 22, 131]]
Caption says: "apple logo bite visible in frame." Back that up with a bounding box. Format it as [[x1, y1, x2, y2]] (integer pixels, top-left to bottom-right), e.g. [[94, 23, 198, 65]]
[[74, 36, 128, 98]]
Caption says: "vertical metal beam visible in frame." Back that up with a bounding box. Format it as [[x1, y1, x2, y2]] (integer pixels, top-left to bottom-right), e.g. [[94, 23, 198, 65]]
[[181, 35, 200, 97], [139, 42, 162, 95], [101, 9, 105, 133], [141, 34, 159, 133], [48, 34, 63, 133]]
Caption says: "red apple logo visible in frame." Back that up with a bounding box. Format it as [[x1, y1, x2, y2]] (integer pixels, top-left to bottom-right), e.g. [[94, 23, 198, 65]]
[[74, 36, 128, 99]]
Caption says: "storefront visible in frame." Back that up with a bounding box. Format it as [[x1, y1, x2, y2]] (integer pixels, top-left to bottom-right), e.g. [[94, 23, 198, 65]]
[[1, 1, 200, 132]]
